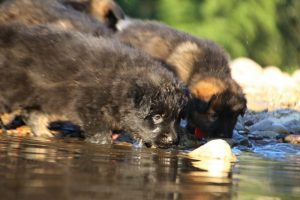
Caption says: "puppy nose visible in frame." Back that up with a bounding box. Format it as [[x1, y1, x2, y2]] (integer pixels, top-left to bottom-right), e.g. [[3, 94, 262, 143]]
[[167, 131, 178, 144], [155, 131, 178, 148]]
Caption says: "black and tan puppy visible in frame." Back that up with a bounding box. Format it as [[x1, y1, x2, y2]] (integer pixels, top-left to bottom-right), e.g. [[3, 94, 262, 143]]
[[0, 0, 111, 36], [0, 24, 187, 148], [114, 20, 247, 139], [61, 0, 125, 31]]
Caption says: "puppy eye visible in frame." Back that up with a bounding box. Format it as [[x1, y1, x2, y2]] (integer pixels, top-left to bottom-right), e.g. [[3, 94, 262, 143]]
[[152, 114, 163, 124]]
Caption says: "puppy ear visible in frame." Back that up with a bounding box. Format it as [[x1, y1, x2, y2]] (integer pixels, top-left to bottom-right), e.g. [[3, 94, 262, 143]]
[[91, 0, 125, 31], [191, 78, 225, 103], [228, 79, 247, 117], [62, 0, 125, 31], [239, 96, 247, 117]]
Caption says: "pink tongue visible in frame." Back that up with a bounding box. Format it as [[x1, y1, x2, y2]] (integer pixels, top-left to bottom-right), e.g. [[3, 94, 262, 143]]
[[194, 128, 205, 140], [111, 133, 120, 141]]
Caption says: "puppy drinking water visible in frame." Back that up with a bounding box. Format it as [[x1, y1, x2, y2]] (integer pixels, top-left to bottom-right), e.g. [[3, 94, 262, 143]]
[[0, 24, 187, 148]]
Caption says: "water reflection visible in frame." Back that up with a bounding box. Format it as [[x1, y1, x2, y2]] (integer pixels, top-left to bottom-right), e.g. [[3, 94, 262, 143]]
[[0, 135, 299, 200], [233, 152, 300, 200], [0, 135, 233, 200], [191, 160, 233, 178]]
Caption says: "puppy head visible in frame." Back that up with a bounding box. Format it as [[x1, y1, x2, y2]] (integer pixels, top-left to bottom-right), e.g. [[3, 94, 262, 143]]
[[62, 0, 125, 30], [129, 76, 188, 148], [91, 0, 125, 30], [184, 77, 246, 139]]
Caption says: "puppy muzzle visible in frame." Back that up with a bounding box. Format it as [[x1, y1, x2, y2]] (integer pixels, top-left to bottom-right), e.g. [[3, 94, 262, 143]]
[[154, 131, 178, 149]]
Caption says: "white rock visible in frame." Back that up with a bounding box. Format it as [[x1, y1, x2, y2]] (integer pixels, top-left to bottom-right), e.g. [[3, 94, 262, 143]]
[[230, 57, 263, 87], [230, 57, 300, 111], [262, 66, 295, 89], [188, 139, 236, 161], [292, 69, 300, 83]]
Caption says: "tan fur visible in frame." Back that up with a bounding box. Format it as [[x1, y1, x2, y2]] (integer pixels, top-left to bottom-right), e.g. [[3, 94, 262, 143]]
[[1, 107, 76, 138], [57, 0, 125, 30], [144, 35, 172, 60], [91, 0, 113, 20], [1, 110, 21, 125], [76, 0, 125, 27], [191, 78, 225, 102], [52, 20, 74, 30], [23, 111, 68, 137], [167, 42, 202, 83]]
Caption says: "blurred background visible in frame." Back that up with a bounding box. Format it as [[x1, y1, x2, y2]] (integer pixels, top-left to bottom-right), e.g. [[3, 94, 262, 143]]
[[116, 0, 300, 73]]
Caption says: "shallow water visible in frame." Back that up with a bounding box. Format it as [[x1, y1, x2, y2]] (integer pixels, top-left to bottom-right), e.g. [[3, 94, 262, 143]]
[[0, 135, 299, 200]]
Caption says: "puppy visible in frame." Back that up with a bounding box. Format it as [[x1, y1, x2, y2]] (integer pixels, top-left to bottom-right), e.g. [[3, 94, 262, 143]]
[[114, 20, 247, 139], [0, 0, 111, 36], [61, 0, 125, 31], [0, 24, 187, 148], [0, 0, 112, 129]]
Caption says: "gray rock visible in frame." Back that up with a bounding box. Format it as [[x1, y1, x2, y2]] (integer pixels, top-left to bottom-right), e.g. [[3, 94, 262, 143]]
[[272, 108, 294, 117], [252, 138, 280, 146], [269, 123, 289, 134], [244, 120, 254, 127], [275, 111, 300, 123], [249, 131, 281, 140], [249, 119, 289, 134], [234, 122, 244, 131], [282, 120, 300, 134], [232, 130, 251, 147], [238, 130, 249, 135], [241, 110, 269, 125], [249, 119, 274, 132]]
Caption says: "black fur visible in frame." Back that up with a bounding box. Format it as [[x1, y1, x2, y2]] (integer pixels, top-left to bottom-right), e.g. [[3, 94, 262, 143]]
[[0, 0, 111, 36], [0, 25, 187, 148]]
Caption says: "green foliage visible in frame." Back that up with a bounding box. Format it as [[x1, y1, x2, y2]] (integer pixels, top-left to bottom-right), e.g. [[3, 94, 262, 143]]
[[276, 0, 300, 69], [116, 0, 300, 70], [116, 0, 159, 19]]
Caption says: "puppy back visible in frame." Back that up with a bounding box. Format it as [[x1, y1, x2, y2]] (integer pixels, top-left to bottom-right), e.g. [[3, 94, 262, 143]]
[[115, 20, 231, 83], [0, 0, 112, 36]]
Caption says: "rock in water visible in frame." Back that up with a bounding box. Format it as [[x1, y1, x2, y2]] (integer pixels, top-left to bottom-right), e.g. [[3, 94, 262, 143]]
[[249, 131, 281, 140], [188, 139, 236, 162], [284, 135, 300, 145]]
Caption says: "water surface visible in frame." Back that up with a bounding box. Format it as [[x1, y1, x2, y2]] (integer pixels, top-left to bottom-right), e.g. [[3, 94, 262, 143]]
[[0, 135, 299, 200]]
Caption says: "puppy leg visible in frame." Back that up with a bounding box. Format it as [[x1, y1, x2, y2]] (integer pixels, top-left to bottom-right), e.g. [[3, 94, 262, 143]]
[[23, 111, 54, 137], [48, 121, 84, 138], [0, 117, 7, 134], [85, 131, 112, 144], [1, 109, 25, 130]]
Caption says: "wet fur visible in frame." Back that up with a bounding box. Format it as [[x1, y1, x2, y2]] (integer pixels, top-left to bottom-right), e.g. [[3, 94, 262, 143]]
[[0, 0, 111, 36], [0, 25, 187, 148], [115, 20, 247, 138]]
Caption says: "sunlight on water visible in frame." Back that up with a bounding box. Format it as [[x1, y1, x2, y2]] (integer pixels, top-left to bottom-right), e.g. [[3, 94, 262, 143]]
[[0, 135, 299, 200]]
